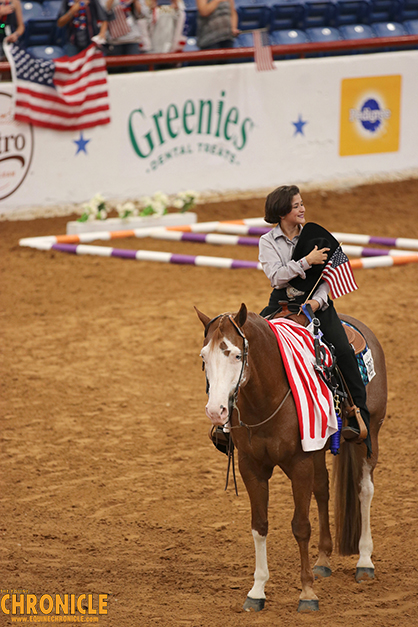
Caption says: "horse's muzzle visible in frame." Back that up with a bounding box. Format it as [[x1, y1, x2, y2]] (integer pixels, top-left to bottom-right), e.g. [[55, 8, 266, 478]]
[[205, 403, 229, 426]]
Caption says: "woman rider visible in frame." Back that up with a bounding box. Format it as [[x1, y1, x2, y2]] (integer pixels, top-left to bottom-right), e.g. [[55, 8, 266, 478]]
[[258, 184, 370, 447]]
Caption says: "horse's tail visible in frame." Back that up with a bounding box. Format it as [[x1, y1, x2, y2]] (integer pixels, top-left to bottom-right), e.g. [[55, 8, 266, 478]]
[[333, 440, 364, 555]]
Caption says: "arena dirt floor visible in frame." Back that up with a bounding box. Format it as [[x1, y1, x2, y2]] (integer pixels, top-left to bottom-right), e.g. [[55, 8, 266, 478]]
[[1, 179, 418, 627]]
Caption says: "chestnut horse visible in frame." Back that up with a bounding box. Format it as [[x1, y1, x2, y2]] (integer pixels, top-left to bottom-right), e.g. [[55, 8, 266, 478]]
[[196, 303, 387, 612]]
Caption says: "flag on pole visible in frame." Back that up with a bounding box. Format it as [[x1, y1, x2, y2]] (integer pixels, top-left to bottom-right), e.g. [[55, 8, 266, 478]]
[[322, 245, 358, 299], [4, 43, 111, 131], [108, 4, 131, 39], [253, 29, 275, 71]]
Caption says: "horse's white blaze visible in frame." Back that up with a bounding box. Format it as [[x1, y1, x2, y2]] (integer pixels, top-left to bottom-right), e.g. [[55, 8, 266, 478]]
[[356, 461, 375, 569], [201, 337, 244, 426], [248, 530, 269, 600]]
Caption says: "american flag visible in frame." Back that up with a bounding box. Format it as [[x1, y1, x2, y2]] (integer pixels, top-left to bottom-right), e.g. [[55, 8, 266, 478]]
[[322, 245, 358, 299], [253, 30, 275, 71], [4, 43, 110, 131], [268, 318, 338, 452], [108, 5, 131, 39]]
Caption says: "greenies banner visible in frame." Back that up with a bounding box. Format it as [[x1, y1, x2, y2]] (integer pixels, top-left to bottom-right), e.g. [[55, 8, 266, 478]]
[[1, 50, 417, 217]]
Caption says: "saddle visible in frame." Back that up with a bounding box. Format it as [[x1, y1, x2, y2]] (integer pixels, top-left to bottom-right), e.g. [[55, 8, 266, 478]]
[[266, 302, 368, 443]]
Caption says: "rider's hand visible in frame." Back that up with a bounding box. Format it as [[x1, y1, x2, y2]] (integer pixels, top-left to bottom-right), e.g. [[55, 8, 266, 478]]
[[306, 299, 320, 313], [305, 245, 330, 266]]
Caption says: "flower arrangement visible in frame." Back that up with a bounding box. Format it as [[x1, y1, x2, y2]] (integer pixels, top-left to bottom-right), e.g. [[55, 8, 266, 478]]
[[77, 193, 108, 222], [77, 190, 199, 222]]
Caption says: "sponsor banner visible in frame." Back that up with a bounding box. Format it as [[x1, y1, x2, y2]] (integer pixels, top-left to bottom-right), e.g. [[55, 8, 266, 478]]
[[1, 51, 417, 216], [0, 91, 33, 201], [339, 75, 402, 156]]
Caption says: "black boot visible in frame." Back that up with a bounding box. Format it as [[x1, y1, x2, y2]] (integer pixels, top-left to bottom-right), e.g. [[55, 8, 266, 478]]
[[209, 425, 231, 456]]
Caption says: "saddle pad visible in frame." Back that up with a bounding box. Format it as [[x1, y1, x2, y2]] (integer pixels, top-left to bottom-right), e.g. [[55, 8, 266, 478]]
[[267, 318, 338, 453]]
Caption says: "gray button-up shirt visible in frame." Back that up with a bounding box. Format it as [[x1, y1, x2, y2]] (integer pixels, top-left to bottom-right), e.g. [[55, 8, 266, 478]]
[[258, 224, 329, 310]]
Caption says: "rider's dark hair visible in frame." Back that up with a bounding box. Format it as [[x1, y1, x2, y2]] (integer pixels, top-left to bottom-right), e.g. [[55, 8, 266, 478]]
[[264, 185, 300, 224]]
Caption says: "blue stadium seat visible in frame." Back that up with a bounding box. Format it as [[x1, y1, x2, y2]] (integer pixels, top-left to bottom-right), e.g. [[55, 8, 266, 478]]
[[234, 31, 255, 45], [41, 0, 62, 18], [306, 24, 342, 38], [403, 17, 418, 31], [21, 1, 44, 20], [269, 0, 306, 31], [183, 36, 199, 51], [334, 0, 370, 25], [185, 9, 197, 36], [24, 17, 57, 46], [397, 0, 418, 20], [270, 27, 308, 56], [303, 0, 336, 27], [27, 44, 65, 59], [371, 19, 407, 34], [339, 22, 375, 36], [237, 0, 271, 31], [270, 27, 308, 42], [367, 0, 399, 23]]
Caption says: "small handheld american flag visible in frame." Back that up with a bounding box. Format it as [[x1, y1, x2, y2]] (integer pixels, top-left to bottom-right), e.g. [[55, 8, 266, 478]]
[[322, 245, 358, 299], [108, 4, 131, 39], [253, 30, 275, 72]]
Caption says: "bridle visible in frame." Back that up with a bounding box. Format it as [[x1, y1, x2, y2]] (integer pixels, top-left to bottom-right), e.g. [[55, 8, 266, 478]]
[[203, 313, 291, 436], [202, 312, 292, 495]]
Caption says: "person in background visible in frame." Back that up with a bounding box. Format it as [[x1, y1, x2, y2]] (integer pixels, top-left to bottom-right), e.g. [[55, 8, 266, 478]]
[[0, 0, 24, 59], [196, 0, 238, 50], [105, 0, 151, 56], [57, 0, 108, 56], [148, 0, 185, 53]]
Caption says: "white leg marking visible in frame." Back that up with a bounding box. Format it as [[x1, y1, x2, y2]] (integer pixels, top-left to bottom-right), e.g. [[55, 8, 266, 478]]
[[248, 530, 269, 599], [356, 461, 375, 569]]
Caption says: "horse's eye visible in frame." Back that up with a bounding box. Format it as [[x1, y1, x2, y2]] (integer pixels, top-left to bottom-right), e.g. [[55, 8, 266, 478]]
[[236, 354, 242, 361]]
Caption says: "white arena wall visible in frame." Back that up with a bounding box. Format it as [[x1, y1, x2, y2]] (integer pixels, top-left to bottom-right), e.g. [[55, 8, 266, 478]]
[[0, 49, 417, 219]]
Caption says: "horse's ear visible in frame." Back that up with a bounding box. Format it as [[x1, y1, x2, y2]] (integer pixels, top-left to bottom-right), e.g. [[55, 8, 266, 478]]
[[234, 303, 247, 328], [194, 306, 211, 328]]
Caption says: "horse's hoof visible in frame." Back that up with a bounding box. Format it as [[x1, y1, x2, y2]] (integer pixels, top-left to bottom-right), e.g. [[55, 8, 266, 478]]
[[313, 565, 332, 579], [243, 596, 265, 612], [356, 567, 375, 582], [298, 599, 319, 612]]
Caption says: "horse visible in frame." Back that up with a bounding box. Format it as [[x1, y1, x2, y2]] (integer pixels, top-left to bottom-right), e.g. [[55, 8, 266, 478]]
[[196, 303, 387, 613]]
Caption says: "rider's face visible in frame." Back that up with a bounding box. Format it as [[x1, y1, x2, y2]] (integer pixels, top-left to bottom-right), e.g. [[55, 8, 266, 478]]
[[281, 194, 306, 228]]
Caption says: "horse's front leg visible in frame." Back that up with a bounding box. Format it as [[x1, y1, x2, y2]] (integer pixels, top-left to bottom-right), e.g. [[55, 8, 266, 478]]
[[312, 448, 333, 578], [287, 454, 319, 612], [239, 455, 273, 612]]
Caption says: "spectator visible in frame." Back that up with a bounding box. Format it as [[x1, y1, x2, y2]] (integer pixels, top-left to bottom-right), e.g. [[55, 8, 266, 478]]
[[57, 0, 108, 56], [0, 0, 24, 59], [148, 0, 185, 53], [196, 0, 238, 50], [105, 0, 151, 55]]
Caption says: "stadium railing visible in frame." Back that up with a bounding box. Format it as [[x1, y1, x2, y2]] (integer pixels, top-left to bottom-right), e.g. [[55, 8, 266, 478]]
[[0, 33, 417, 74]]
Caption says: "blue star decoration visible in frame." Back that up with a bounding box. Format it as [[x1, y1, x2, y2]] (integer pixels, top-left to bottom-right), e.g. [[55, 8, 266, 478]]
[[74, 132, 91, 155], [292, 115, 308, 136]]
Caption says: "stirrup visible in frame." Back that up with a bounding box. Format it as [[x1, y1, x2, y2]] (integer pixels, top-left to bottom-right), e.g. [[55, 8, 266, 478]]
[[342, 405, 368, 442]]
